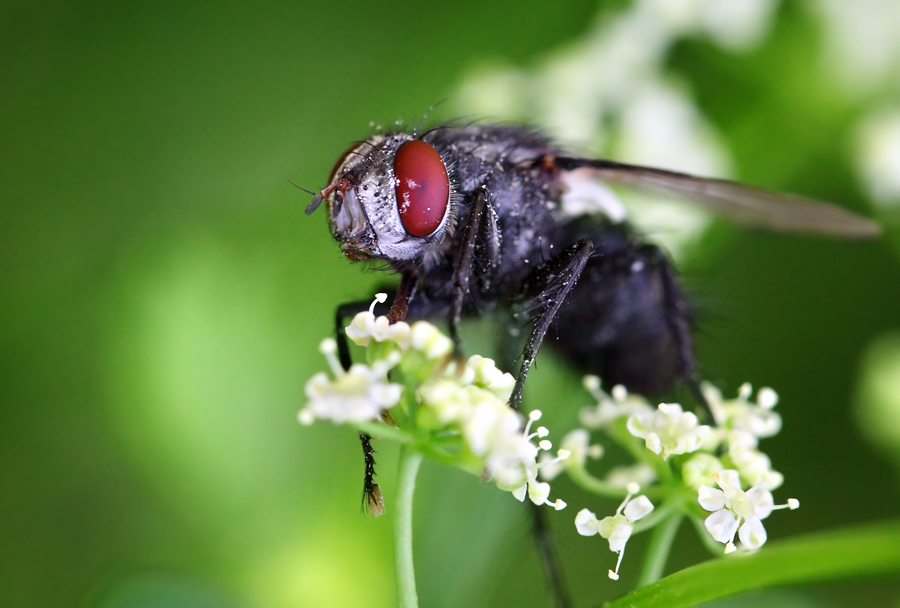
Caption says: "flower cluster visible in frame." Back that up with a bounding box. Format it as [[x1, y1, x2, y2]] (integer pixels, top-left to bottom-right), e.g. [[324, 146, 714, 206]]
[[566, 380, 800, 579], [300, 294, 568, 510], [299, 337, 403, 426], [301, 294, 803, 585], [699, 469, 799, 553]]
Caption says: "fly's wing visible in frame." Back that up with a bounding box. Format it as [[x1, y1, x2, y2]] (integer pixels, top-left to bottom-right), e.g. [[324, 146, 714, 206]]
[[554, 157, 880, 238]]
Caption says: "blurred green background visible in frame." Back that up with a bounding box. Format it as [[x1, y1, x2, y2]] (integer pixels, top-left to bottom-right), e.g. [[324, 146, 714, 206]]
[[3, 1, 900, 607]]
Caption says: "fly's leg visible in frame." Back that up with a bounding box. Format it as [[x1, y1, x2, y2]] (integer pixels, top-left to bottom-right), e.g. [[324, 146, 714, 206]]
[[509, 239, 593, 608], [334, 275, 430, 516], [335, 297, 393, 515], [511, 238, 594, 410], [531, 502, 571, 608], [389, 272, 418, 323], [448, 186, 499, 353]]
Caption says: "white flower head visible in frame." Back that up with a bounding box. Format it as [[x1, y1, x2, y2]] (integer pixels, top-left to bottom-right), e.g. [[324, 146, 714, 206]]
[[627, 403, 711, 459], [493, 410, 567, 510], [345, 293, 412, 349], [580, 379, 655, 429], [703, 381, 782, 439], [698, 469, 798, 553], [299, 338, 403, 425], [415, 352, 565, 510], [575, 484, 654, 580], [728, 442, 783, 490], [467, 354, 516, 402], [410, 321, 454, 360]]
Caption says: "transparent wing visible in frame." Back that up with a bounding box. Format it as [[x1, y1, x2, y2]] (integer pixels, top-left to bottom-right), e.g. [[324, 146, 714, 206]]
[[555, 157, 880, 238]]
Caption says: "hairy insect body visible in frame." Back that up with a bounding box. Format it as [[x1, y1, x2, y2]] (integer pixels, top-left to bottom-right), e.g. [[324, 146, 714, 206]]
[[318, 124, 692, 397], [397, 127, 685, 394]]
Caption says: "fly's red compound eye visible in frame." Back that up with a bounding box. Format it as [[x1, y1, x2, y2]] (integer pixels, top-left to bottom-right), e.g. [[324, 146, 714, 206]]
[[393, 140, 450, 237]]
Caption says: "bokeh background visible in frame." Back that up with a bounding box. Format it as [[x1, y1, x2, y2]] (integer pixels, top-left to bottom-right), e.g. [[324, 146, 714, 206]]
[[4, 1, 900, 607]]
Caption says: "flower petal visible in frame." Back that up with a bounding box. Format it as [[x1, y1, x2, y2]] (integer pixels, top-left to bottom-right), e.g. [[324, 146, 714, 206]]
[[738, 516, 767, 549], [705, 509, 740, 544], [714, 469, 742, 490], [747, 487, 775, 520], [698, 485, 726, 511], [574, 508, 600, 536], [623, 495, 654, 522], [528, 480, 551, 505], [606, 522, 634, 553]]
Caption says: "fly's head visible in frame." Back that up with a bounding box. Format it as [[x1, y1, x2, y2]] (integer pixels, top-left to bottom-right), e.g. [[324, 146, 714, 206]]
[[307, 132, 457, 268]]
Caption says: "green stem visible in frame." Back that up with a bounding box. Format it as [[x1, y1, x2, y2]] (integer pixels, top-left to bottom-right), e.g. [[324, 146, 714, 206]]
[[567, 465, 631, 499], [395, 445, 423, 608], [355, 421, 413, 443], [636, 512, 683, 588], [631, 499, 680, 535], [601, 520, 900, 608]]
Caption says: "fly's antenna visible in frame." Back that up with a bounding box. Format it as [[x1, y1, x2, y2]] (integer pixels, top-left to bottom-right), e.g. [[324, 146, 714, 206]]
[[290, 180, 326, 216], [288, 179, 316, 196]]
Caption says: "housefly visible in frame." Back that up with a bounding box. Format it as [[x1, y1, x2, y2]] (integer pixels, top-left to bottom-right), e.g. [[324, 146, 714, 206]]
[[306, 123, 877, 401], [304, 123, 877, 605]]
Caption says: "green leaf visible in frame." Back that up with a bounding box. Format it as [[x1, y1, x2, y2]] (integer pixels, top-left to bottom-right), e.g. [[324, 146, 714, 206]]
[[601, 520, 900, 608]]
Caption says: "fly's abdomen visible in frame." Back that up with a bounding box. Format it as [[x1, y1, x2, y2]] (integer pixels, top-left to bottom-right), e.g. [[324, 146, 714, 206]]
[[549, 226, 694, 396]]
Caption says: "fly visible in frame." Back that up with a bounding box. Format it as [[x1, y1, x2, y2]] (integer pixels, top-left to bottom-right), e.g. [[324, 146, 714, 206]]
[[306, 123, 877, 407]]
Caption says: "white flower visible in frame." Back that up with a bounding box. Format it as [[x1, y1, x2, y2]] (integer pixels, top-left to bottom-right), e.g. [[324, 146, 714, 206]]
[[575, 483, 654, 580], [419, 374, 568, 509], [698, 469, 798, 553], [298, 338, 403, 425], [410, 321, 454, 360], [538, 428, 603, 481], [502, 411, 568, 510], [710, 429, 784, 490], [580, 378, 655, 428], [703, 382, 782, 439], [728, 442, 783, 490], [627, 403, 711, 459], [345, 293, 412, 348], [467, 354, 516, 401]]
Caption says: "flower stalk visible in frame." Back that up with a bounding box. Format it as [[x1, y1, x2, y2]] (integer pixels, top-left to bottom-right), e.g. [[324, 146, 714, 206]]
[[636, 512, 683, 588], [395, 444, 423, 608]]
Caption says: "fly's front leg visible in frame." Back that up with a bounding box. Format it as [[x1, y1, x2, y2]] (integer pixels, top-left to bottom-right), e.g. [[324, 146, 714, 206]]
[[449, 186, 499, 353], [511, 240, 593, 608], [389, 272, 418, 323], [334, 296, 394, 516], [511, 238, 594, 411], [334, 277, 415, 517]]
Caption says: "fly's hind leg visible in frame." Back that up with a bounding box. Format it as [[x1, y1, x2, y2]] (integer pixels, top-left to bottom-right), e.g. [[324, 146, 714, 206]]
[[508, 238, 594, 608], [549, 238, 714, 424], [511, 238, 594, 411]]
